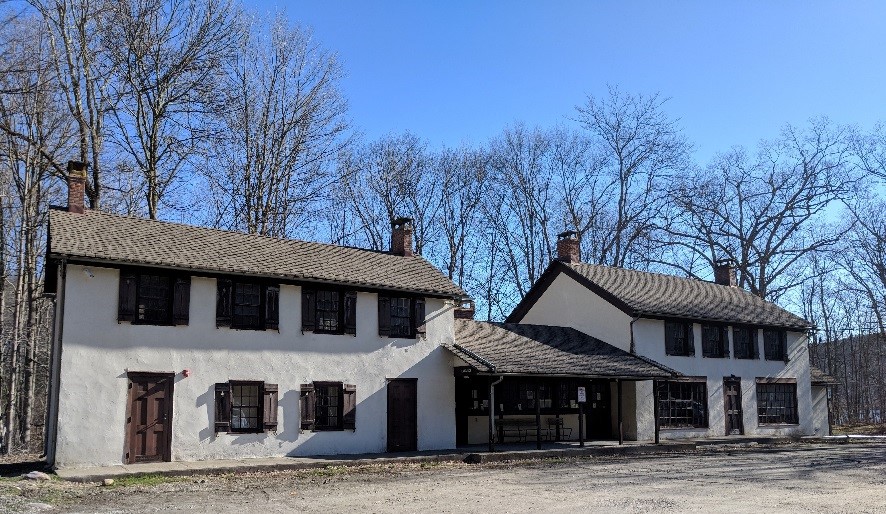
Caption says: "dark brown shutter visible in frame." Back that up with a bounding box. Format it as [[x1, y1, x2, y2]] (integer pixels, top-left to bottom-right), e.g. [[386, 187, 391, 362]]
[[216, 279, 233, 327], [263, 383, 278, 432], [344, 291, 357, 335], [751, 330, 759, 359], [300, 383, 316, 431], [414, 298, 426, 335], [172, 276, 191, 325], [301, 288, 316, 332], [214, 382, 231, 433], [378, 296, 391, 337], [686, 323, 695, 356], [722, 326, 730, 358], [265, 285, 280, 330], [343, 384, 357, 430], [781, 331, 789, 362], [118, 271, 137, 322]]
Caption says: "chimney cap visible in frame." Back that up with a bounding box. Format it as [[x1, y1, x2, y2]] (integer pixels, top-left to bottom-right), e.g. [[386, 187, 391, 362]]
[[391, 217, 413, 228], [557, 230, 578, 240]]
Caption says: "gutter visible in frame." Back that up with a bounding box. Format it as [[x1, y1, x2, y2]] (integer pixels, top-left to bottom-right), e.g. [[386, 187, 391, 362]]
[[451, 343, 496, 372]]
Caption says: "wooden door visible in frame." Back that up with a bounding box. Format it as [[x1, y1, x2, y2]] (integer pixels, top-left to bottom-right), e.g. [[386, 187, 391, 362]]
[[126, 373, 174, 464], [724, 378, 744, 436], [387, 378, 418, 452]]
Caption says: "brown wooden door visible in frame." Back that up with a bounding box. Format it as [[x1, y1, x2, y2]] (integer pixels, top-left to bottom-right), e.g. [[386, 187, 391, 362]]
[[587, 380, 612, 438], [724, 378, 744, 436], [387, 378, 417, 452], [126, 373, 174, 464]]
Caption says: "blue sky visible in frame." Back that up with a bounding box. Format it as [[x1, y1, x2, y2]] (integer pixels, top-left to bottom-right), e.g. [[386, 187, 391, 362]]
[[258, 1, 886, 162]]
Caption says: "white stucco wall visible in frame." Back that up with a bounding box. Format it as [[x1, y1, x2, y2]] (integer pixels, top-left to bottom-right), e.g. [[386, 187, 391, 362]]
[[54, 264, 458, 467], [810, 385, 831, 436], [519, 273, 632, 351]]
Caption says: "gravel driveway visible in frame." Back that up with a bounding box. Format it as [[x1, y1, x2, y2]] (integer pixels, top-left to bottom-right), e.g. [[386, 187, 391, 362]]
[[3, 443, 885, 513]]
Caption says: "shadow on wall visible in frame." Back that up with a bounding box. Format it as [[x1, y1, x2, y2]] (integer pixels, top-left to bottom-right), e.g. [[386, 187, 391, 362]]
[[190, 346, 454, 456]]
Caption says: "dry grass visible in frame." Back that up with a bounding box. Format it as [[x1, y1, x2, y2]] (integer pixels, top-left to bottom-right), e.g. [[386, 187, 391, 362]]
[[832, 423, 886, 435]]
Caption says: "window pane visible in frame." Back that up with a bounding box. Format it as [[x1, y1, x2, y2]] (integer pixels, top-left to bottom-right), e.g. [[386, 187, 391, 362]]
[[702, 325, 725, 358], [665, 322, 693, 356], [233, 283, 262, 329], [390, 297, 412, 337], [756, 383, 798, 424], [763, 330, 786, 361], [231, 383, 261, 433], [316, 291, 341, 332], [315, 383, 343, 429], [137, 274, 172, 323], [657, 381, 708, 428]]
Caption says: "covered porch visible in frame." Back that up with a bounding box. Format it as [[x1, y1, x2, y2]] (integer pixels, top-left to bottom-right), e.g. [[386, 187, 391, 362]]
[[449, 320, 678, 451]]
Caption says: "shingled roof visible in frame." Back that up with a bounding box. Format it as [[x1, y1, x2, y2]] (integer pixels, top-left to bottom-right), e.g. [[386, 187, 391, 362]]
[[449, 319, 677, 379], [48, 209, 467, 298], [810, 366, 838, 386], [508, 261, 811, 330]]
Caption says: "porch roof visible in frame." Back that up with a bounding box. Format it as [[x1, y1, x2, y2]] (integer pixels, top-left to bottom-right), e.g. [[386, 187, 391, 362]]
[[449, 320, 678, 380]]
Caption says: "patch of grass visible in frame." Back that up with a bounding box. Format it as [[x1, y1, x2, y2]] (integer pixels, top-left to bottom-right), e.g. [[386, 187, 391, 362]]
[[111, 473, 185, 487]]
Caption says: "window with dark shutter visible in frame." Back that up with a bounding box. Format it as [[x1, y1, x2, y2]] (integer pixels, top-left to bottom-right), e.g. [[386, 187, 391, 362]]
[[118, 272, 137, 322], [214, 382, 232, 433], [344, 292, 357, 335], [265, 286, 280, 330], [173, 276, 190, 325], [316, 290, 341, 333], [314, 382, 342, 430], [263, 384, 278, 432], [701, 324, 727, 358], [300, 383, 316, 431], [378, 296, 391, 337], [733, 326, 759, 359], [414, 298, 426, 335], [763, 329, 788, 361], [343, 384, 357, 430], [665, 321, 694, 356], [301, 288, 316, 332], [217, 279, 279, 330], [119, 268, 189, 326], [216, 279, 233, 327]]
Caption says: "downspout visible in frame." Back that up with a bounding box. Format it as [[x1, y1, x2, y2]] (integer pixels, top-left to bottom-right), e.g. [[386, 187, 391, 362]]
[[488, 374, 503, 452], [629, 314, 641, 354], [44, 258, 66, 466]]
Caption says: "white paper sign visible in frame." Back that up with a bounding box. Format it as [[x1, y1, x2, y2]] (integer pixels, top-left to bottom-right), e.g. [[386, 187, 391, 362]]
[[577, 386, 587, 403]]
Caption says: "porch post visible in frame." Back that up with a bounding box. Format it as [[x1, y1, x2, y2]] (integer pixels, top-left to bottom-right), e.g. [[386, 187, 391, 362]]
[[535, 380, 542, 450], [653, 379, 660, 444], [617, 379, 624, 445], [488, 377, 496, 452]]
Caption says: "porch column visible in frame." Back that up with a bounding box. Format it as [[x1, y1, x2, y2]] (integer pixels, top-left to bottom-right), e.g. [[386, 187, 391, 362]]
[[535, 381, 542, 450], [488, 377, 496, 452], [617, 379, 623, 445], [653, 379, 660, 444]]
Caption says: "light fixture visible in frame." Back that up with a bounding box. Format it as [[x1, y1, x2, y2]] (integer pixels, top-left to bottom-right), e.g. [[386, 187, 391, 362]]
[[83, 268, 94, 278]]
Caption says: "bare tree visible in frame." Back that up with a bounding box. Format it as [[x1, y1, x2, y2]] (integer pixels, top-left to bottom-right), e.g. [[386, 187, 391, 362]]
[[573, 87, 690, 268], [667, 118, 856, 300], [104, 0, 240, 219], [205, 15, 349, 237]]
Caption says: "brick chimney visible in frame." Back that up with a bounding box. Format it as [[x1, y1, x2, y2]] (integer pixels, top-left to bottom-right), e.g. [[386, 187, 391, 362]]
[[391, 217, 414, 257], [556, 230, 580, 263], [454, 300, 475, 320], [714, 259, 737, 287], [67, 161, 87, 214]]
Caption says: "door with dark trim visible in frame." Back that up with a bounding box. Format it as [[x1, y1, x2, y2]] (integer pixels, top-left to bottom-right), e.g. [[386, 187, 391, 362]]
[[126, 372, 174, 464], [587, 380, 612, 438], [387, 378, 418, 452], [724, 377, 744, 436]]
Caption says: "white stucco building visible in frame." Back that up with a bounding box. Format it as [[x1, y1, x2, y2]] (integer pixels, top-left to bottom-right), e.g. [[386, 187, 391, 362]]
[[502, 231, 830, 441], [44, 167, 467, 468]]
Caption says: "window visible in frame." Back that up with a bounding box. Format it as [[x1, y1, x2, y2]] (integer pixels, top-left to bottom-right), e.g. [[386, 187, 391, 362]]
[[733, 326, 759, 359], [300, 382, 357, 431], [301, 288, 356, 335], [657, 380, 708, 428], [763, 329, 788, 361], [378, 296, 426, 338], [214, 381, 278, 434], [756, 381, 798, 424], [119, 269, 190, 326], [216, 279, 279, 330], [665, 321, 694, 356], [701, 324, 728, 358]]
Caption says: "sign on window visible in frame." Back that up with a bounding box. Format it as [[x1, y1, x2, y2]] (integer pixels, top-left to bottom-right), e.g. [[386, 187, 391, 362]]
[[577, 386, 587, 403]]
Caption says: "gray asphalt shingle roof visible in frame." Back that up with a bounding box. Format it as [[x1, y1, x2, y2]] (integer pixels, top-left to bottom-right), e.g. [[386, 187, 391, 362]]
[[566, 263, 811, 330], [450, 319, 677, 379], [48, 209, 467, 298]]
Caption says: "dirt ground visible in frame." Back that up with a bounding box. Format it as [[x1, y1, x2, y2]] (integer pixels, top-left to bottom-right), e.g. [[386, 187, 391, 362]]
[[2, 442, 885, 513]]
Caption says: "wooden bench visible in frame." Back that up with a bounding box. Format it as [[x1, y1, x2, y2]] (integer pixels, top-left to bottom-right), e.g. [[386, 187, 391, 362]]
[[497, 418, 556, 442], [547, 417, 573, 441]]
